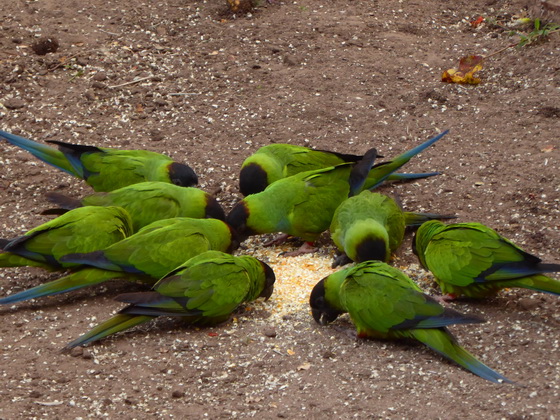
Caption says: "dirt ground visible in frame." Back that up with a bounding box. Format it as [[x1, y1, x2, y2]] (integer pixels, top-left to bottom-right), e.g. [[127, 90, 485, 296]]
[[1, 0, 559, 418]]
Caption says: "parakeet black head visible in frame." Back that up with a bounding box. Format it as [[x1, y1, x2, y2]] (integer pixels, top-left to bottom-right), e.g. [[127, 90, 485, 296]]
[[225, 200, 255, 241], [355, 238, 387, 263], [259, 261, 276, 301], [309, 278, 344, 325], [204, 196, 226, 221], [168, 162, 198, 187], [239, 163, 269, 196]]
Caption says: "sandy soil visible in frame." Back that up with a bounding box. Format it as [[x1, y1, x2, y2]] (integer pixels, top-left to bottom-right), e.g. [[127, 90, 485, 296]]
[[0, 0, 559, 418]]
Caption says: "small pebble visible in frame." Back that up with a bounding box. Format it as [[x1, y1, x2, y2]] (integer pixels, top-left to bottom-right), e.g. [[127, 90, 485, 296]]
[[69, 347, 83, 357], [171, 390, 185, 398], [263, 327, 277, 338], [29, 390, 42, 399], [518, 298, 540, 311], [4, 98, 26, 110], [92, 72, 108, 81]]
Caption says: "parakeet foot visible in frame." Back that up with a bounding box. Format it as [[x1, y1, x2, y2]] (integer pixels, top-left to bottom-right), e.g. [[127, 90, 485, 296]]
[[280, 242, 317, 257], [434, 294, 458, 304], [331, 253, 353, 268], [263, 234, 291, 246]]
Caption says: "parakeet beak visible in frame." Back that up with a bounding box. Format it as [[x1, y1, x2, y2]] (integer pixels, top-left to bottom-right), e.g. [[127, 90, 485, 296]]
[[312, 307, 341, 325], [311, 307, 327, 325]]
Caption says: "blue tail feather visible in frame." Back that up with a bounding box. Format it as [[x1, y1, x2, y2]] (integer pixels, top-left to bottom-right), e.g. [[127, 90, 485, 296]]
[[65, 314, 153, 349], [388, 172, 441, 181], [0, 268, 124, 304], [0, 130, 77, 176], [365, 130, 448, 190], [410, 328, 514, 384], [396, 130, 448, 161]]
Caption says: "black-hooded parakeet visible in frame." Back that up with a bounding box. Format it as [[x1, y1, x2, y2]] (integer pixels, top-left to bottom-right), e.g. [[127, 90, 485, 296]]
[[330, 191, 454, 267], [0, 130, 198, 192], [309, 261, 512, 383], [64, 250, 275, 348], [413, 220, 560, 299]]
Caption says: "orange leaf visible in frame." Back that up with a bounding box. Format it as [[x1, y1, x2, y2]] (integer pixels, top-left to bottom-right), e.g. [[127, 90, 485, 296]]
[[442, 55, 484, 85], [470, 16, 484, 27]]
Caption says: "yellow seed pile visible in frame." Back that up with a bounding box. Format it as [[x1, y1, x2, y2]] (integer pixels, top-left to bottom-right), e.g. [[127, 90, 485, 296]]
[[239, 238, 337, 322]]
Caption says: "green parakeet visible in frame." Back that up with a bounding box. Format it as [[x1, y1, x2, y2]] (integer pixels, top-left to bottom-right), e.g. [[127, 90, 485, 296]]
[[0, 206, 133, 270], [0, 130, 198, 192], [413, 220, 560, 298], [226, 148, 379, 254], [330, 191, 454, 267], [45, 181, 225, 232], [309, 261, 512, 383], [0, 218, 238, 305], [64, 250, 275, 348], [239, 143, 439, 196]]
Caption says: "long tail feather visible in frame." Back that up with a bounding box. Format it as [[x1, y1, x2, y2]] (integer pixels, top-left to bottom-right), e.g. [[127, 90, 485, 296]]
[[512, 274, 560, 296], [481, 262, 560, 282], [387, 172, 440, 181], [403, 212, 457, 227], [44, 192, 82, 210], [0, 130, 77, 176], [410, 328, 513, 384], [364, 130, 448, 190], [536, 263, 560, 273], [390, 130, 448, 163], [0, 268, 126, 304], [64, 314, 154, 349]]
